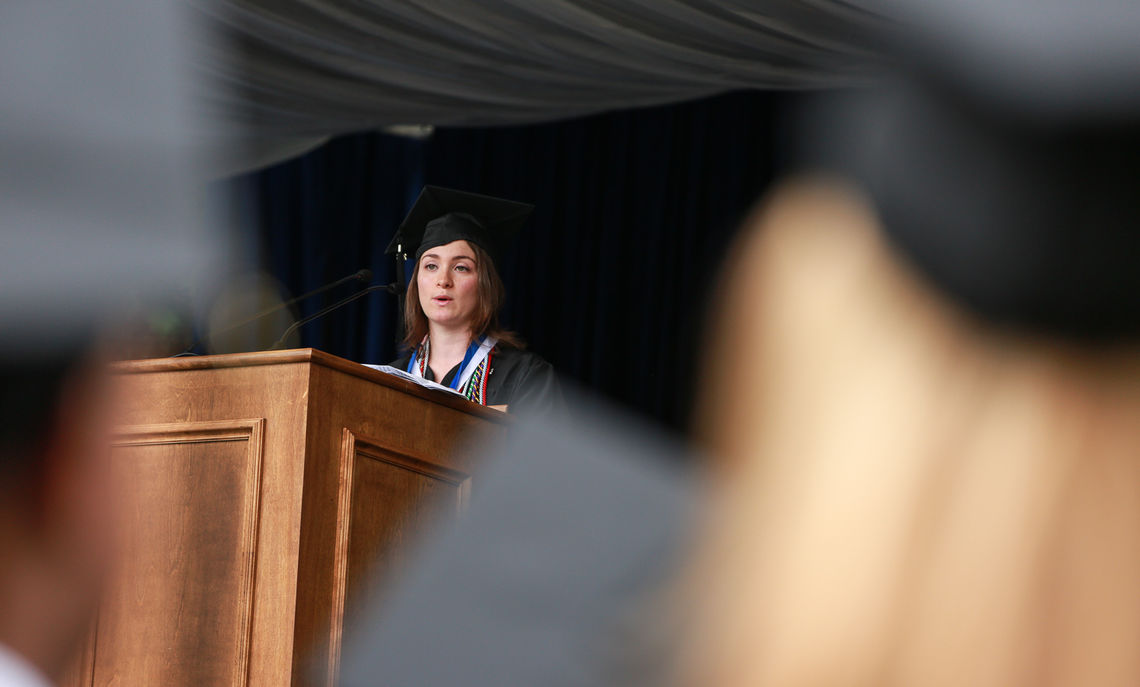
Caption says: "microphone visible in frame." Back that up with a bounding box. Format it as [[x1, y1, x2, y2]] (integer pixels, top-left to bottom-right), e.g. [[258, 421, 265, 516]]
[[269, 282, 396, 350], [175, 268, 372, 356]]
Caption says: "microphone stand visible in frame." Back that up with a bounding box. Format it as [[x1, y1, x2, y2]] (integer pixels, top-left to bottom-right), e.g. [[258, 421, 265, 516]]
[[269, 283, 398, 351], [174, 269, 372, 357]]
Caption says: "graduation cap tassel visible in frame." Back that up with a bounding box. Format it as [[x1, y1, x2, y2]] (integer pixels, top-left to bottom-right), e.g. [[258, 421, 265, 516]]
[[394, 244, 407, 348]]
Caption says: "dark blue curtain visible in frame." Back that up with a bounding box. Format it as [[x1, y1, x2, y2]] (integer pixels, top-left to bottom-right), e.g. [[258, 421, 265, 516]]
[[232, 91, 790, 433]]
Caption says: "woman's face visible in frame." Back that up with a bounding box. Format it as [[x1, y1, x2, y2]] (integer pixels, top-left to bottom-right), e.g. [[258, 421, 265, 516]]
[[417, 239, 480, 331]]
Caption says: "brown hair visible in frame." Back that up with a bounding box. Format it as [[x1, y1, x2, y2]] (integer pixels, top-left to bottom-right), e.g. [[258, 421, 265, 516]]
[[402, 241, 523, 351]]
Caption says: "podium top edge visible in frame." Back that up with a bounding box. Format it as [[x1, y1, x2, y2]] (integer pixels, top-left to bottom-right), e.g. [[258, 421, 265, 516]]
[[112, 348, 319, 373], [110, 349, 511, 423]]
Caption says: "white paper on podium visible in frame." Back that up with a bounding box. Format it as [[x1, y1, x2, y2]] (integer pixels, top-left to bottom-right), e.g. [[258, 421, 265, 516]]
[[364, 364, 464, 396]]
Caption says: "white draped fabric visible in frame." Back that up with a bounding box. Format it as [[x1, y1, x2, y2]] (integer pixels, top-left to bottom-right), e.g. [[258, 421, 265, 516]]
[[195, 0, 886, 149]]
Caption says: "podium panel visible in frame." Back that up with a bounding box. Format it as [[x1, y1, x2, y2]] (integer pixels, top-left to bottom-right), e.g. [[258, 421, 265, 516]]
[[95, 420, 264, 686], [337, 427, 470, 611]]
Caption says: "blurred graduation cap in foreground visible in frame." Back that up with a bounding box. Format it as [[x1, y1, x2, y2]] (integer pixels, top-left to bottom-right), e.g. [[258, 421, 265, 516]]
[[809, 0, 1140, 340], [385, 186, 534, 274], [336, 395, 695, 687], [0, 0, 229, 357]]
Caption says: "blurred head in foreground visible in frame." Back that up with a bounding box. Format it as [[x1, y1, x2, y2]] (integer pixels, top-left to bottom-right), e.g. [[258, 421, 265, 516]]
[[0, 0, 222, 681], [679, 0, 1140, 683], [686, 178, 1140, 687], [0, 353, 118, 683], [681, 1, 1140, 685]]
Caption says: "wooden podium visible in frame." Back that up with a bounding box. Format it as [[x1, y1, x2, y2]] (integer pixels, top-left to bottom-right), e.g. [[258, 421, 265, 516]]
[[64, 349, 507, 687]]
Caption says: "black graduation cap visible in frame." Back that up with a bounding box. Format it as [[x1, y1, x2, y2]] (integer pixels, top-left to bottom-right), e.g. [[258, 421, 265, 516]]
[[336, 393, 693, 687], [807, 0, 1140, 341], [386, 186, 534, 273], [1, 0, 225, 357]]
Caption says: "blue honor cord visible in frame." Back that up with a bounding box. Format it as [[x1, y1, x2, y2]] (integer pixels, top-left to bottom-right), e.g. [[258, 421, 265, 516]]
[[407, 336, 484, 390], [449, 336, 484, 390]]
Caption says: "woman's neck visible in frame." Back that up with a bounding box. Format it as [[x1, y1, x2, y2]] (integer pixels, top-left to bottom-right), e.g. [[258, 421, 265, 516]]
[[427, 324, 474, 379]]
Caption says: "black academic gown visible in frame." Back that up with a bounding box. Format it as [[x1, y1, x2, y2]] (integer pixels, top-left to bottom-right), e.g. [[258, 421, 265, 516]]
[[391, 346, 560, 413]]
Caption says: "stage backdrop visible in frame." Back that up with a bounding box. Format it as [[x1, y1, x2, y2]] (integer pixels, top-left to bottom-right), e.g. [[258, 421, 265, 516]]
[[230, 91, 790, 433]]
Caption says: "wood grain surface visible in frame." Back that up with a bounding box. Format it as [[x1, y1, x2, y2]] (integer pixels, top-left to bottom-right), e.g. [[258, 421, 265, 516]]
[[63, 349, 503, 687]]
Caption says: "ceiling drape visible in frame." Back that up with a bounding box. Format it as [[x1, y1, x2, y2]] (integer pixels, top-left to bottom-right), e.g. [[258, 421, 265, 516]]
[[194, 0, 886, 171]]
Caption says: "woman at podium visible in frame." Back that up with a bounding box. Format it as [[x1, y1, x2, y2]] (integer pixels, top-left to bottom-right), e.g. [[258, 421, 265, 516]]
[[386, 186, 559, 413]]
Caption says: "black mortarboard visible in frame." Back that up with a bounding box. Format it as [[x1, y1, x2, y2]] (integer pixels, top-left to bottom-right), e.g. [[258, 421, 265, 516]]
[[808, 0, 1140, 341], [386, 186, 534, 272]]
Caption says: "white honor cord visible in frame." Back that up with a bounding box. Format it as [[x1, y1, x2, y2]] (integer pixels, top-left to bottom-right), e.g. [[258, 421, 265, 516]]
[[455, 336, 497, 391]]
